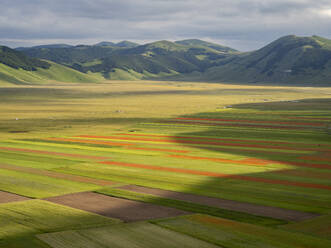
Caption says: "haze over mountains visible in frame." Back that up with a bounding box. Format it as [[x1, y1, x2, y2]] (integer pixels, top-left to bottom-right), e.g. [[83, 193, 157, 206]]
[[1, 35, 331, 85]]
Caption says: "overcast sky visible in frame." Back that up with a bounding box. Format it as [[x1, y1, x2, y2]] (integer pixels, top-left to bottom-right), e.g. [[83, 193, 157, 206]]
[[1, 0, 331, 51]]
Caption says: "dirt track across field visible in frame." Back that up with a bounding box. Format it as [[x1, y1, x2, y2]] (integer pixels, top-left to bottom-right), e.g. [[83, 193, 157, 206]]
[[0, 190, 30, 204], [118, 185, 319, 222], [45, 192, 188, 222], [0, 163, 115, 186]]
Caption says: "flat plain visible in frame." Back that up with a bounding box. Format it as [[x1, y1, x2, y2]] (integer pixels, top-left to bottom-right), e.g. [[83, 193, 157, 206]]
[[0, 81, 330, 247]]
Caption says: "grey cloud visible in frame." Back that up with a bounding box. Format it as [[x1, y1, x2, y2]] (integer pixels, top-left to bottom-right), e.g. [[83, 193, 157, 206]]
[[0, 0, 330, 50]]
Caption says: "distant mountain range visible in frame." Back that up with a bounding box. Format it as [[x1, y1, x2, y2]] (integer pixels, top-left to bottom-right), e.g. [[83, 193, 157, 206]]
[[1, 35, 331, 85]]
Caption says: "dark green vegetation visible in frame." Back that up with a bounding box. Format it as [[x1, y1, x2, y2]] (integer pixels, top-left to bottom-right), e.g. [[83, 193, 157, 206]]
[[0, 45, 50, 71], [20, 39, 235, 80], [8, 35, 331, 84], [0, 82, 330, 247]]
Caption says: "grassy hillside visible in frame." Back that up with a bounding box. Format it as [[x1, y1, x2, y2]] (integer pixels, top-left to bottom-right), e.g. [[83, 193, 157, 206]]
[[0, 62, 102, 85], [16, 35, 331, 84], [199, 35, 331, 85], [16, 44, 73, 51], [85, 40, 235, 79], [20, 40, 236, 80], [0, 45, 101, 85], [0, 46, 50, 71], [175, 39, 237, 52]]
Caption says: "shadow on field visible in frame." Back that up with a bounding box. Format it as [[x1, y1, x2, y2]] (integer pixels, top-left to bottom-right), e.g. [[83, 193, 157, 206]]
[[62, 100, 330, 221], [166, 98, 331, 209], [46, 99, 330, 226], [171, 98, 331, 168], [1, 98, 331, 247]]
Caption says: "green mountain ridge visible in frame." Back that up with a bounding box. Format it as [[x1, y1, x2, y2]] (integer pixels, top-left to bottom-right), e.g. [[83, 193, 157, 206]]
[[2, 35, 331, 85], [16, 44, 73, 51], [175, 39, 237, 52], [94, 41, 139, 48], [0, 45, 51, 71], [196, 35, 331, 84], [19, 39, 235, 80], [0, 46, 102, 85]]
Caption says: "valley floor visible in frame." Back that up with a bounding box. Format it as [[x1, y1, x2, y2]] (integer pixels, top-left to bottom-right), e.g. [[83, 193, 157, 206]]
[[0, 81, 330, 247]]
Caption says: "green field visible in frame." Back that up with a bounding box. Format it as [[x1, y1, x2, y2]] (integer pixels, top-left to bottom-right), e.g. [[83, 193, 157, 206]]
[[37, 222, 218, 248], [0, 200, 120, 247], [0, 81, 330, 247], [154, 214, 331, 248]]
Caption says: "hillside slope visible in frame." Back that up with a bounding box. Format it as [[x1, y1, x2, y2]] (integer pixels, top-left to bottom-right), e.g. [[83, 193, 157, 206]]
[[200, 35, 331, 84], [19, 40, 237, 80], [0, 62, 102, 85], [175, 39, 237, 52], [0, 45, 50, 71], [0, 46, 102, 85], [15, 36, 331, 85]]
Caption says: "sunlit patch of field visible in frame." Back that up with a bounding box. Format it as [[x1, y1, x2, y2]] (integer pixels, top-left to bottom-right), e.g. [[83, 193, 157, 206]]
[[0, 200, 120, 247], [37, 222, 218, 248]]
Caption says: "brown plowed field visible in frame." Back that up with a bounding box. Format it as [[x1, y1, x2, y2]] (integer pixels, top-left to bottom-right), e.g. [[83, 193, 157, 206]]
[[0, 146, 110, 160], [175, 117, 325, 127], [45, 192, 188, 222], [0, 190, 30, 204], [0, 163, 115, 186], [78, 135, 331, 152], [99, 161, 331, 190], [118, 185, 318, 221]]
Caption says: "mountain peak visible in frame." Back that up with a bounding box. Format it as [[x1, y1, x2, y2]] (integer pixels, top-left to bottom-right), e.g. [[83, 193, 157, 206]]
[[94, 41, 115, 47], [175, 39, 237, 52], [116, 41, 139, 48]]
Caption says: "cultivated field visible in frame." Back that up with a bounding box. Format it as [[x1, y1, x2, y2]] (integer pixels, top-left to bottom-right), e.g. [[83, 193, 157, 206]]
[[0, 81, 330, 247]]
